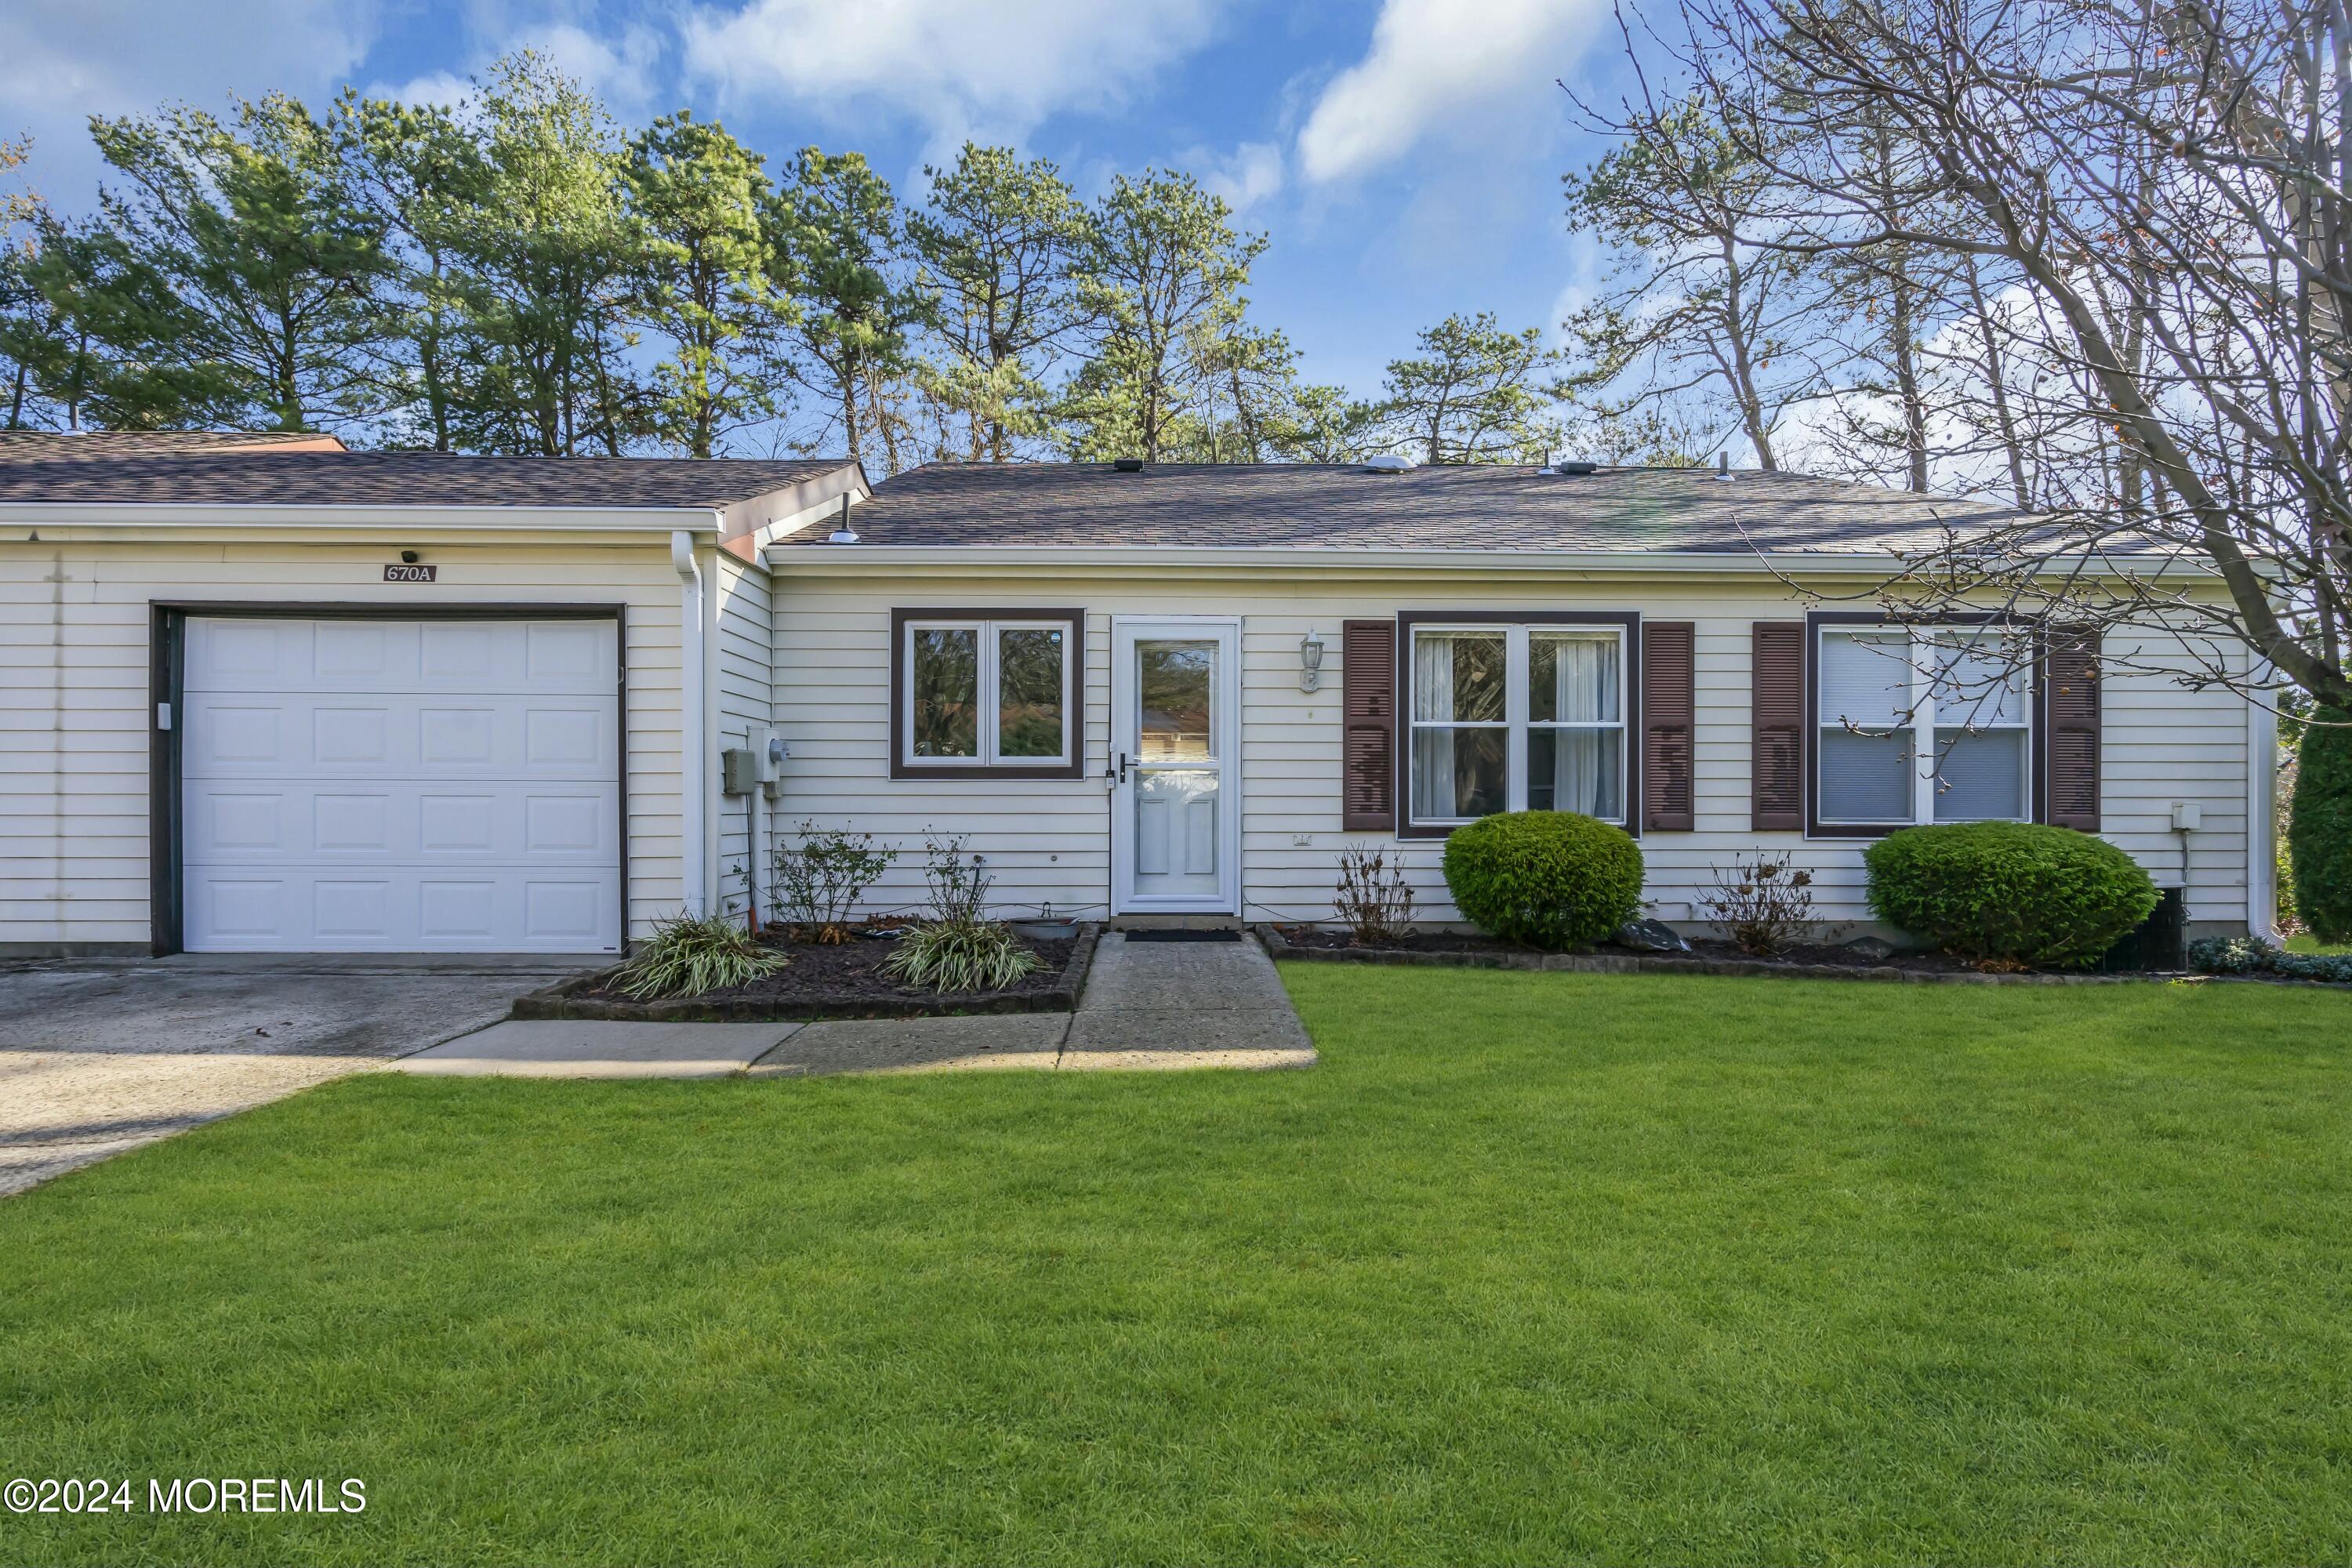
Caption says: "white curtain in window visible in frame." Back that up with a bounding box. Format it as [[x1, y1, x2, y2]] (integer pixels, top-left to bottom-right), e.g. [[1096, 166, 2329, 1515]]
[[1532, 633, 1621, 815], [1535, 633, 1620, 723], [1411, 633, 1456, 820]]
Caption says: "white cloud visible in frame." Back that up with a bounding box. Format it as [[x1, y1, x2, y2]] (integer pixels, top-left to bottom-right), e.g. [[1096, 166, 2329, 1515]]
[[368, 20, 666, 116], [1193, 139, 1283, 213], [681, 0, 1228, 140], [0, 0, 379, 207], [1298, 0, 1602, 184]]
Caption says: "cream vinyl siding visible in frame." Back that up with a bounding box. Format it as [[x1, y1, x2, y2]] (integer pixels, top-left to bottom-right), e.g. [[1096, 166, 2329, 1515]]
[[713, 551, 773, 921], [771, 562, 2258, 934], [0, 537, 689, 950]]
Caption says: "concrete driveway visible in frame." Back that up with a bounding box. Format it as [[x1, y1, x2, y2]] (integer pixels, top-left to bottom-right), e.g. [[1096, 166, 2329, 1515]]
[[0, 955, 596, 1197]]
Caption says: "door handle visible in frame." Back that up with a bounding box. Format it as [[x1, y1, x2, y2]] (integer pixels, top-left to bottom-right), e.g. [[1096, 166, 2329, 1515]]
[[1107, 750, 1131, 785]]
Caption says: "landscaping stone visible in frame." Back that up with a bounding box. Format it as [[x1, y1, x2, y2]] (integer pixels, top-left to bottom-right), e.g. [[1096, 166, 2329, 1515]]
[[1613, 918, 1692, 953], [1258, 924, 2152, 985], [1843, 935, 1900, 961]]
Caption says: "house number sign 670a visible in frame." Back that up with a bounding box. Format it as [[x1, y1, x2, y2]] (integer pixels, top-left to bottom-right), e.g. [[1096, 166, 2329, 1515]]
[[383, 564, 437, 583]]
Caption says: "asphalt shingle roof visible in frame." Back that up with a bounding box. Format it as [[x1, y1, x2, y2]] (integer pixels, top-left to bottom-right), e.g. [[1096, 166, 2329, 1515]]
[[786, 462, 2020, 554], [0, 430, 347, 458], [0, 449, 859, 510]]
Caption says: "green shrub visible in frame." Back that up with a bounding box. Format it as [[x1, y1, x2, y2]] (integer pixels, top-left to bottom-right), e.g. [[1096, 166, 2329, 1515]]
[[1441, 811, 1644, 950], [615, 913, 786, 999], [2289, 709, 2352, 942], [881, 919, 1043, 993], [1864, 822, 2157, 967], [2190, 935, 2352, 983]]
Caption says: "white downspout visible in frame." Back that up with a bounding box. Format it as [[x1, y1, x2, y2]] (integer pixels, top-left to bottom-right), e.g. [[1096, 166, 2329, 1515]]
[[672, 528, 706, 919], [2249, 654, 2278, 941]]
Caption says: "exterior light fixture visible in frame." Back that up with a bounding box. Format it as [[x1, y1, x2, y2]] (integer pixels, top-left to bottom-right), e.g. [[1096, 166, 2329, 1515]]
[[1299, 632, 1326, 692]]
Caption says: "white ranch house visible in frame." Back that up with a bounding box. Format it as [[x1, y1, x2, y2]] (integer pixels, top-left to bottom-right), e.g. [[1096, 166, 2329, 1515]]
[[0, 434, 2274, 956]]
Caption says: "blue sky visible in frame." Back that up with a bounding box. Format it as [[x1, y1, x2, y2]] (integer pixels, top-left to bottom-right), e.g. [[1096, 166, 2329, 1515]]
[[2, 0, 1634, 398]]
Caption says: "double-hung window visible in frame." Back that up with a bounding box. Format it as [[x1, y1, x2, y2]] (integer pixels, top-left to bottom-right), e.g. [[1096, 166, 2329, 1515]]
[[1816, 623, 2032, 829], [895, 611, 1080, 775], [1406, 620, 1630, 829]]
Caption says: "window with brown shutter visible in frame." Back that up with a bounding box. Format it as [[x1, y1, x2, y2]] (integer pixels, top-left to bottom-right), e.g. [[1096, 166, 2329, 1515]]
[[1752, 621, 1805, 830], [2045, 627, 2101, 830], [1341, 619, 1396, 831], [1643, 622, 1696, 831]]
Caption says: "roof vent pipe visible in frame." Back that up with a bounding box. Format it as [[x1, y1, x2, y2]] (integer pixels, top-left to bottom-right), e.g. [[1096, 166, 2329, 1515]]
[[827, 493, 859, 543], [1715, 452, 1733, 481]]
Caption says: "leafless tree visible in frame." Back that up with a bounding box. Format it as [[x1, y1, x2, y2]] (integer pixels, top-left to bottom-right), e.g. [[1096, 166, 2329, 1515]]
[[1584, 0, 2352, 709]]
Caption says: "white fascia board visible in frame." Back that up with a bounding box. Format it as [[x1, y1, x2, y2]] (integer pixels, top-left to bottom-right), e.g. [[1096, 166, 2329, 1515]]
[[0, 502, 723, 536], [761, 543, 2190, 579]]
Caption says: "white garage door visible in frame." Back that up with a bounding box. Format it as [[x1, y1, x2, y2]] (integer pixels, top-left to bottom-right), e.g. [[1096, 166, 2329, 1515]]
[[181, 616, 624, 953]]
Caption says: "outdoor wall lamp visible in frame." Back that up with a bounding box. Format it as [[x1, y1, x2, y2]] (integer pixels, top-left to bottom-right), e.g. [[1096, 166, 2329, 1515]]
[[1299, 632, 1326, 692]]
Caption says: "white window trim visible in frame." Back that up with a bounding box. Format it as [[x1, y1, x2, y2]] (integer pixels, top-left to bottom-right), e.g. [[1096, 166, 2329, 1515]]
[[902, 616, 1076, 768], [1406, 622, 1630, 829], [1814, 622, 2034, 829]]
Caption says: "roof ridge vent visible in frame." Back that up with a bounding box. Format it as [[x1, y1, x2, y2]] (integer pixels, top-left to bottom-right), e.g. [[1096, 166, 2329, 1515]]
[[1548, 460, 1598, 476], [1362, 454, 1414, 474], [1112, 457, 1145, 474]]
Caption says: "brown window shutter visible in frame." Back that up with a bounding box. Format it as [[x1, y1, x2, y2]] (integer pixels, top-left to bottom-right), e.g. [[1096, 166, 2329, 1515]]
[[1341, 619, 1396, 831], [1642, 622, 1696, 830], [1751, 621, 1805, 831], [2045, 627, 2101, 830]]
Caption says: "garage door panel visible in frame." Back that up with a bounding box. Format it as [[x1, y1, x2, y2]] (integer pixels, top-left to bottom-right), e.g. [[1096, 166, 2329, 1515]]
[[182, 616, 622, 953], [183, 694, 616, 779], [187, 783, 620, 866]]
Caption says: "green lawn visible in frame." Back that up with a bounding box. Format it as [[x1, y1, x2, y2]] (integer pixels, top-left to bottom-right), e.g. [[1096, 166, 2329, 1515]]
[[2285, 932, 2351, 956], [5, 969, 2350, 1566]]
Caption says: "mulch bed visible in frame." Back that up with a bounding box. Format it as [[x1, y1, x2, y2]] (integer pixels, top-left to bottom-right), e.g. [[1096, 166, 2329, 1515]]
[[1261, 925, 2174, 986], [515, 924, 1099, 1022]]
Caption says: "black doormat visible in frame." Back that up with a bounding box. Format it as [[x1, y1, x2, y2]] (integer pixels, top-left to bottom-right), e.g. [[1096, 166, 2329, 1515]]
[[1120, 928, 1242, 942]]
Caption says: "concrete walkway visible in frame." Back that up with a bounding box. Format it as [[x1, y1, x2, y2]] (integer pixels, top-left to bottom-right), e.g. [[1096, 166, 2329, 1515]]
[[394, 931, 1316, 1080]]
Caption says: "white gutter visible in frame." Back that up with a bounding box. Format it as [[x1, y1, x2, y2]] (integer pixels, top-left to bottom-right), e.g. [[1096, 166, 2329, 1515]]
[[672, 528, 708, 920], [0, 503, 726, 533], [763, 543, 2216, 579]]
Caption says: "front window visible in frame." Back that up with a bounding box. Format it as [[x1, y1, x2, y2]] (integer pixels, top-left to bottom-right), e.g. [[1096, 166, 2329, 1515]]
[[1816, 624, 2031, 828], [903, 616, 1073, 767], [1408, 623, 1628, 826]]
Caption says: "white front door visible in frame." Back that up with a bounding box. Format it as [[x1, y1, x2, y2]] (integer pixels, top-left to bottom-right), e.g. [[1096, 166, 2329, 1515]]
[[1111, 618, 1241, 915], [180, 615, 624, 953]]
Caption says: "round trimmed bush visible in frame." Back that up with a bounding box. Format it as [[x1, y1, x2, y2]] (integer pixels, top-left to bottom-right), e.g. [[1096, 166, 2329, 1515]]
[[2288, 708, 2352, 942], [1864, 821, 2157, 967], [1442, 810, 1644, 950]]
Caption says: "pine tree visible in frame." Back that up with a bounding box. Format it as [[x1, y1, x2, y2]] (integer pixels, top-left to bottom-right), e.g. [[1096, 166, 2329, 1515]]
[[625, 112, 795, 459], [85, 93, 388, 431], [906, 144, 1092, 462]]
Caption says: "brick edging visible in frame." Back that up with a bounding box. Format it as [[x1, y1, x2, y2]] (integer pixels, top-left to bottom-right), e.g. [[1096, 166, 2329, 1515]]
[[1254, 925, 2181, 986], [513, 922, 1102, 1022]]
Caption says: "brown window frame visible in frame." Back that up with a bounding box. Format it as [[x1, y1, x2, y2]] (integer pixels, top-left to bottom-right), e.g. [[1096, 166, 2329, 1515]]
[[1394, 610, 1644, 841], [1803, 609, 2048, 839], [889, 606, 1087, 781]]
